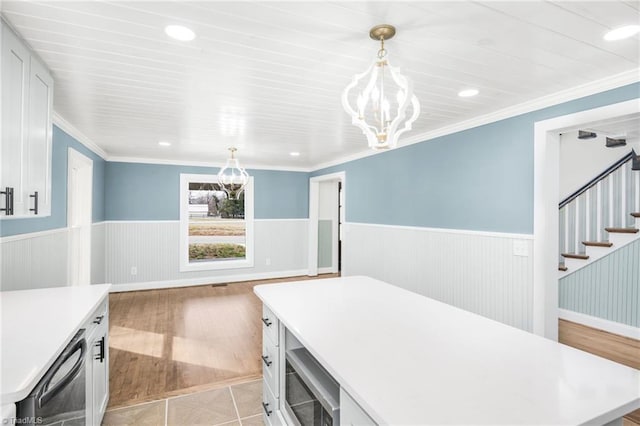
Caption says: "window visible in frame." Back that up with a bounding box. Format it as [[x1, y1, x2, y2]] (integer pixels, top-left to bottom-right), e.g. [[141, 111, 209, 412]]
[[179, 174, 254, 271]]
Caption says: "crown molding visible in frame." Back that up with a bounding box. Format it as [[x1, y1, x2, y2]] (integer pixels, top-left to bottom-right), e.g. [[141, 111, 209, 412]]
[[310, 68, 640, 172], [106, 155, 312, 173], [52, 112, 108, 159]]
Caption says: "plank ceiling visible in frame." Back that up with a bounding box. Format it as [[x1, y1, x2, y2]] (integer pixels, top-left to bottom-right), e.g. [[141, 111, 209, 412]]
[[1, 1, 639, 169]]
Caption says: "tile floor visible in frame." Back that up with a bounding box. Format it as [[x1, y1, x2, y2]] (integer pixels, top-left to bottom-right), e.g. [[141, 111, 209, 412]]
[[102, 379, 264, 426]]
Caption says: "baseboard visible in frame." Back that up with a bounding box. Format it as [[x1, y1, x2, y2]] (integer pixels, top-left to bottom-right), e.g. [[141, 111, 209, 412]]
[[108, 269, 309, 292], [559, 309, 640, 340]]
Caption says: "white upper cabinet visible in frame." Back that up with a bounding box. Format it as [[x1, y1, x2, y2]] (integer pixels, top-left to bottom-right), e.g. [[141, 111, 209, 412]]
[[1, 20, 53, 218]]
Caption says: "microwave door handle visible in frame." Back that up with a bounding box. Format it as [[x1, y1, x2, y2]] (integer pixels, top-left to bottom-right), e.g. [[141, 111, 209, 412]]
[[37, 339, 86, 407]]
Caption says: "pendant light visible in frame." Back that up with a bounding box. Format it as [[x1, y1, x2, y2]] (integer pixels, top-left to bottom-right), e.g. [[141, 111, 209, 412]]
[[342, 24, 420, 150], [217, 148, 249, 200]]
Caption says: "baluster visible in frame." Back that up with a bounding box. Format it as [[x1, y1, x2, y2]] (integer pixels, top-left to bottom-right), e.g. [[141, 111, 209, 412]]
[[565, 206, 570, 254], [574, 196, 580, 253], [609, 174, 614, 228], [634, 167, 640, 212], [596, 180, 602, 242], [621, 163, 626, 227], [585, 190, 590, 242]]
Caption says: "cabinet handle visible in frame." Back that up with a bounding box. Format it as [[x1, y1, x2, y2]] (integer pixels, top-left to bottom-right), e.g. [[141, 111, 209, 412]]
[[93, 315, 104, 324], [261, 317, 272, 327], [29, 191, 38, 215], [94, 337, 105, 363], [1, 187, 14, 215], [262, 402, 272, 416], [261, 355, 272, 367]]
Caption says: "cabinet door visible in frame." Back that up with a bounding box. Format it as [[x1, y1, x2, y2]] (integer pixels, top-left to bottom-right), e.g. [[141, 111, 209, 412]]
[[25, 57, 53, 215], [1, 23, 29, 215], [92, 322, 109, 426]]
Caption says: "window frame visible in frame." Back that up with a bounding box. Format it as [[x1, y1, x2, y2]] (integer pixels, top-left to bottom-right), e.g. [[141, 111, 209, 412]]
[[179, 173, 254, 272]]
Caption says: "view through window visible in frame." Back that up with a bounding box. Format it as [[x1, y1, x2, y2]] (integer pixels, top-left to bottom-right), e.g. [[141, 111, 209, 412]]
[[180, 174, 253, 271], [188, 182, 246, 263]]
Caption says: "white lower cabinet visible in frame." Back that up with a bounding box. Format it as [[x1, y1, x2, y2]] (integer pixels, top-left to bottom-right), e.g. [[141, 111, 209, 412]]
[[261, 304, 282, 426], [85, 300, 109, 426]]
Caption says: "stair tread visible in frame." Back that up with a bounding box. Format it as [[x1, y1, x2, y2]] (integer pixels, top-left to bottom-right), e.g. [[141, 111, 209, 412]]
[[582, 241, 613, 247], [605, 227, 639, 234], [558, 265, 568, 271], [632, 212, 640, 218], [561, 253, 589, 260]]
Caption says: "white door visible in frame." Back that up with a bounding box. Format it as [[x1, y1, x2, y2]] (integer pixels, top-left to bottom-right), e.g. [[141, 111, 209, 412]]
[[308, 172, 345, 276], [68, 148, 93, 286]]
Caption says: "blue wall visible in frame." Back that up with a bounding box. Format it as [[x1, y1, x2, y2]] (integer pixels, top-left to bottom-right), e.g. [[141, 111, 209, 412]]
[[105, 162, 309, 220], [0, 125, 106, 237], [313, 83, 640, 234]]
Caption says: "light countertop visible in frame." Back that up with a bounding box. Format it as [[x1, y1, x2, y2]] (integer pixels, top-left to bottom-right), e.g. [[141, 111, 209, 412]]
[[0, 284, 111, 403], [254, 276, 640, 425]]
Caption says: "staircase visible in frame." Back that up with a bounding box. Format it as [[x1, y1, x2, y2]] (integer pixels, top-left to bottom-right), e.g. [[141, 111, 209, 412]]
[[559, 150, 640, 276]]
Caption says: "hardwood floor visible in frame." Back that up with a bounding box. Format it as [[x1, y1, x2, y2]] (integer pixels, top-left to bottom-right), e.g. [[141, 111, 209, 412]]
[[107, 274, 338, 409], [559, 319, 640, 425]]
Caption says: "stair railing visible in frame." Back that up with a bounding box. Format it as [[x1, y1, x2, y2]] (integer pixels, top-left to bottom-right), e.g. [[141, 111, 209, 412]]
[[559, 151, 639, 258]]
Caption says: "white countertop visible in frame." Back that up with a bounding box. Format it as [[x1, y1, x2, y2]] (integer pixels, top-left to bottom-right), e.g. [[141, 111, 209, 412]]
[[0, 284, 111, 403], [255, 276, 640, 425]]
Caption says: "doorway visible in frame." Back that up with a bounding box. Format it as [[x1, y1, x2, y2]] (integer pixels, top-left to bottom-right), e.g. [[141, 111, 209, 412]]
[[308, 172, 345, 276], [533, 98, 639, 340], [67, 148, 93, 286]]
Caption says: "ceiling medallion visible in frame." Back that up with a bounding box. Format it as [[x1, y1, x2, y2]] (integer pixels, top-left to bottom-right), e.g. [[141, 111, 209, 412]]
[[342, 24, 420, 150]]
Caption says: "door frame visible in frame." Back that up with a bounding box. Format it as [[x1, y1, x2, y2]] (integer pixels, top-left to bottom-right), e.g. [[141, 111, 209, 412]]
[[532, 98, 639, 340], [67, 147, 93, 286], [308, 171, 346, 276]]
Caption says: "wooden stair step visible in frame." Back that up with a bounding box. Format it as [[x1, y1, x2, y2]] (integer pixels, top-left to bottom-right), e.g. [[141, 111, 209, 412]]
[[582, 241, 613, 247], [605, 227, 639, 234], [558, 264, 568, 272], [631, 212, 640, 218], [561, 253, 589, 260]]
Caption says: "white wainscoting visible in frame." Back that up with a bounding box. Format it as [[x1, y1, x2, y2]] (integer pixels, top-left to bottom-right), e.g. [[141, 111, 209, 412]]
[[104, 219, 309, 289], [342, 222, 534, 331], [1, 222, 108, 291], [1, 228, 69, 291]]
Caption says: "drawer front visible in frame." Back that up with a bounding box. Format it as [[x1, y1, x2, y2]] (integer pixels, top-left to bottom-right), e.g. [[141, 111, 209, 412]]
[[262, 378, 280, 426], [262, 332, 279, 398], [85, 298, 109, 335], [340, 388, 377, 425], [262, 304, 279, 346]]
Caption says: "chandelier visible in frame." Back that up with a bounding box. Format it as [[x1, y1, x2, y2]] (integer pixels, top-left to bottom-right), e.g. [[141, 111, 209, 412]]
[[342, 24, 420, 150], [217, 147, 249, 200]]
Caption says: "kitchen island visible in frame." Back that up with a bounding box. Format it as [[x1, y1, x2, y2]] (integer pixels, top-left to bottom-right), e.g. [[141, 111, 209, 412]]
[[0, 284, 111, 425], [254, 276, 640, 425]]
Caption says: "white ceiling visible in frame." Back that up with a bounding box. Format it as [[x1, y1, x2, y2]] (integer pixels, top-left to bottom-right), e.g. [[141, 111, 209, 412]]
[[2, 1, 639, 169]]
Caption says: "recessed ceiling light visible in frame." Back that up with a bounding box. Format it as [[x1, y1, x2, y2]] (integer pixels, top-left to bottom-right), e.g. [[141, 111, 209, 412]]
[[164, 25, 196, 41], [290, 152, 300, 157], [158, 141, 171, 147], [604, 25, 640, 41], [458, 89, 479, 98]]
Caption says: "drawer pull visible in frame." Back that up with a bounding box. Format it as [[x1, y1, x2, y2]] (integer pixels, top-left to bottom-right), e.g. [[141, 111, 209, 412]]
[[29, 191, 38, 215], [93, 315, 104, 324], [262, 317, 272, 327], [1, 187, 14, 215], [262, 402, 272, 416], [261, 355, 272, 367]]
